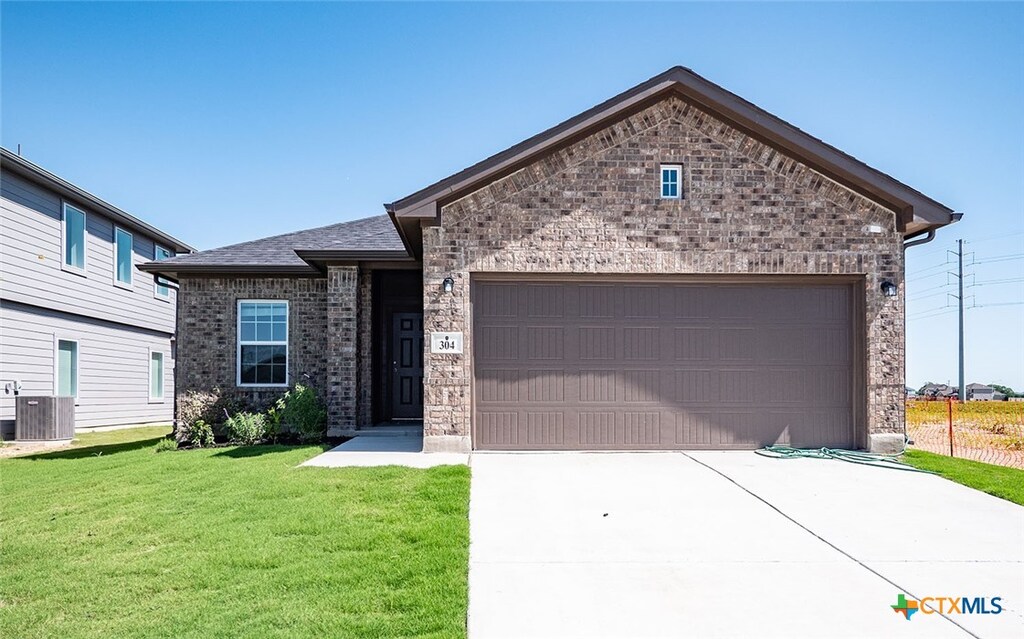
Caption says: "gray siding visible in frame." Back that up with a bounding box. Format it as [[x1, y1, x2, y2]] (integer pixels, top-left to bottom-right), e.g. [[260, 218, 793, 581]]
[[1, 171, 177, 334], [0, 301, 174, 434]]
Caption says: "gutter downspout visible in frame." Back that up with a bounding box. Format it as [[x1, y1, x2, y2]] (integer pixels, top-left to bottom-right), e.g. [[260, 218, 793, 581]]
[[903, 229, 936, 249], [903, 212, 962, 249]]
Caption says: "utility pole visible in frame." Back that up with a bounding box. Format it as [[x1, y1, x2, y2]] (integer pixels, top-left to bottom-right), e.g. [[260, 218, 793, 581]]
[[956, 239, 965, 402]]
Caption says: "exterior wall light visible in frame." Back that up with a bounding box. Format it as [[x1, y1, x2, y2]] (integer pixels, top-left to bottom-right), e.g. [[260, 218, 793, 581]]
[[880, 280, 898, 298], [442, 277, 455, 294]]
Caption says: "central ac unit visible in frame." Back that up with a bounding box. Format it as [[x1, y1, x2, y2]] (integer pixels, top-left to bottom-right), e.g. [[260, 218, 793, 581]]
[[15, 396, 75, 442]]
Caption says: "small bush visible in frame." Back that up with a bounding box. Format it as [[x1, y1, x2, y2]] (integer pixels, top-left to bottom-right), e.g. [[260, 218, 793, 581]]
[[154, 438, 178, 453], [181, 419, 215, 448], [178, 389, 223, 427], [225, 411, 269, 446], [273, 384, 328, 443]]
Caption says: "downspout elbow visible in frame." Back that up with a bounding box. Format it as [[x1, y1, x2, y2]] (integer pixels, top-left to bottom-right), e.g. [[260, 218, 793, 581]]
[[903, 229, 936, 249]]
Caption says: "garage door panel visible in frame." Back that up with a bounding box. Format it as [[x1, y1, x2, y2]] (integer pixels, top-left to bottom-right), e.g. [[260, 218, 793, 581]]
[[623, 286, 661, 318], [579, 370, 617, 402], [524, 285, 565, 318], [477, 412, 520, 447], [476, 369, 520, 402], [524, 370, 565, 402], [579, 285, 617, 318], [474, 280, 856, 450], [527, 412, 564, 446], [477, 326, 519, 360], [580, 327, 617, 360], [623, 327, 660, 360]]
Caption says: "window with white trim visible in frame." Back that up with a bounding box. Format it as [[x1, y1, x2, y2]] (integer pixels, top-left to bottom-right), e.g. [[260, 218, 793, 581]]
[[660, 164, 682, 199], [62, 203, 87, 271], [150, 350, 165, 401], [154, 245, 173, 298], [56, 339, 79, 397], [237, 301, 288, 386], [115, 227, 133, 287]]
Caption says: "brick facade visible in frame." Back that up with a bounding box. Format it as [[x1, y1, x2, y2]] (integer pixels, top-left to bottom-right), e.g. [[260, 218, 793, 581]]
[[175, 95, 912, 452], [175, 273, 373, 430], [326, 266, 359, 428], [175, 276, 331, 409], [422, 96, 905, 451]]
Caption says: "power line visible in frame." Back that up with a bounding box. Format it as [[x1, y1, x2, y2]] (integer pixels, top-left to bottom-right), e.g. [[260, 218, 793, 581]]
[[972, 254, 1024, 266], [907, 308, 957, 321], [972, 277, 1024, 287], [973, 301, 1024, 308]]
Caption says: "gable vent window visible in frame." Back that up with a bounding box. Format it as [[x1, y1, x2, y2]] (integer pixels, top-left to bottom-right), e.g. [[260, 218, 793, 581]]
[[660, 164, 682, 199]]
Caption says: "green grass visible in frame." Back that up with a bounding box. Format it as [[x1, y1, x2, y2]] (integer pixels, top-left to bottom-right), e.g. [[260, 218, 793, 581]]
[[902, 449, 1024, 506], [0, 427, 470, 638]]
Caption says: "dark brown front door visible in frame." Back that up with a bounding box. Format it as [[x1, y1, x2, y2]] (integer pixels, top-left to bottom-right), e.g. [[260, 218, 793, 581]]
[[473, 279, 858, 450], [390, 312, 424, 419]]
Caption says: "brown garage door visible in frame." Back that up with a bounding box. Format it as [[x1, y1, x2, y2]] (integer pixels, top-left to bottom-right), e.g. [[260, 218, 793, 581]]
[[472, 279, 858, 450]]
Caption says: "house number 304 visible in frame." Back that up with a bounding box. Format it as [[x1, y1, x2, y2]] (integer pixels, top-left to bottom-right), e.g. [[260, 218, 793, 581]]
[[430, 332, 464, 354]]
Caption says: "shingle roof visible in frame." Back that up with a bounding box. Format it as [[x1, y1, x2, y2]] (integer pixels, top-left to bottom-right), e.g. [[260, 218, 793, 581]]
[[140, 214, 407, 274]]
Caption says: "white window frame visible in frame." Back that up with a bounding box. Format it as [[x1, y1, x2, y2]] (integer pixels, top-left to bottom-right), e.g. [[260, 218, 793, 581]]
[[53, 336, 80, 401], [113, 226, 134, 289], [61, 202, 88, 276], [236, 299, 289, 388], [153, 244, 173, 300], [149, 348, 165, 402], [660, 164, 682, 200]]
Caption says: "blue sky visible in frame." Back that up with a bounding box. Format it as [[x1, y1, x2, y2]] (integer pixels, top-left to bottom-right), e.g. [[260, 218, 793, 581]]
[[2, 2, 1022, 389]]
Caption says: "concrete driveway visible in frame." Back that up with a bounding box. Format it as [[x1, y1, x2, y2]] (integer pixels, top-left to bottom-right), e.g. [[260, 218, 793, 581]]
[[468, 452, 1024, 638]]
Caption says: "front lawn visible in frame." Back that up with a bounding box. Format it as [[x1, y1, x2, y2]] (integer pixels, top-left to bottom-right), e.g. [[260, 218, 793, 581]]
[[902, 449, 1024, 506], [0, 428, 470, 638]]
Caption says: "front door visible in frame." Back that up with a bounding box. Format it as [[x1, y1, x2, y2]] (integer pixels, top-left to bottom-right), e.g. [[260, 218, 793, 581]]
[[390, 312, 424, 419]]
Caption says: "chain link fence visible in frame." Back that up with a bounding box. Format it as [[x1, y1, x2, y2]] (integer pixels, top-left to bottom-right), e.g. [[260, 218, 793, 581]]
[[906, 400, 1024, 469]]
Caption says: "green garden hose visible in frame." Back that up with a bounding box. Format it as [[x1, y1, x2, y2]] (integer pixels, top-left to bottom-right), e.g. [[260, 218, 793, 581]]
[[755, 445, 935, 473]]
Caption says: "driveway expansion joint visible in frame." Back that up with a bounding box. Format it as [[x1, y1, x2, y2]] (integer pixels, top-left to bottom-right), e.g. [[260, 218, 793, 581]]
[[681, 452, 983, 639]]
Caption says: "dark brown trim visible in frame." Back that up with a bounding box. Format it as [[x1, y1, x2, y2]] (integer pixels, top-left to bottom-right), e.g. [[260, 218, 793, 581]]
[[386, 67, 953, 238], [294, 249, 413, 262], [470, 272, 866, 286], [136, 263, 321, 279]]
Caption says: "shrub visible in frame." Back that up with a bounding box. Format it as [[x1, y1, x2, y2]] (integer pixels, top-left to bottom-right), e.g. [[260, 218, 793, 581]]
[[181, 419, 215, 448], [154, 438, 178, 453], [178, 389, 223, 427], [273, 383, 328, 443], [225, 411, 269, 446]]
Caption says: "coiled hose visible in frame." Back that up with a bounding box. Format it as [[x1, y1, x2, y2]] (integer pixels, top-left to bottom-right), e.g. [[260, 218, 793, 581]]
[[755, 445, 935, 473]]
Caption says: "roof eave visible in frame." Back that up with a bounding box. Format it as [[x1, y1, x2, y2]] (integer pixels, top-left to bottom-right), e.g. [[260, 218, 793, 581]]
[[1, 147, 196, 253], [137, 262, 319, 278]]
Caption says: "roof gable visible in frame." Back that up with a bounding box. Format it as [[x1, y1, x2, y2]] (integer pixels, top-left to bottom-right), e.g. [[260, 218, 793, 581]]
[[386, 67, 954, 255]]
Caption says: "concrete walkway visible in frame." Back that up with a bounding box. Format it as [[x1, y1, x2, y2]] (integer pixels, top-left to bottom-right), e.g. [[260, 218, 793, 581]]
[[468, 451, 1024, 638], [301, 432, 468, 468]]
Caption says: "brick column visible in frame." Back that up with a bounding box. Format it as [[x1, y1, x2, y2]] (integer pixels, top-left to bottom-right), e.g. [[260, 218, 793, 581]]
[[327, 266, 358, 430]]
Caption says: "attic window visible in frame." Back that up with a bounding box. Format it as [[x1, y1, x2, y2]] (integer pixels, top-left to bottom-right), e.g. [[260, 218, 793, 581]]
[[660, 164, 681, 199]]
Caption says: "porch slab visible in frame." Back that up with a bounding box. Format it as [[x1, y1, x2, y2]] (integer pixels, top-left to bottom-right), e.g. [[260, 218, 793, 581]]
[[300, 434, 469, 468]]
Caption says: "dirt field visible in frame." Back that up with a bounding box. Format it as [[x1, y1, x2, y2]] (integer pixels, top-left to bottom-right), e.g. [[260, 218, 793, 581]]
[[906, 400, 1024, 469]]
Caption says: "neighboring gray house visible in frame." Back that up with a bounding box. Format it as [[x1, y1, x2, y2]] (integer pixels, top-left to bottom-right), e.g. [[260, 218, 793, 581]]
[[966, 383, 994, 401], [143, 67, 957, 454], [919, 383, 959, 400], [1, 148, 194, 436], [966, 383, 1006, 401]]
